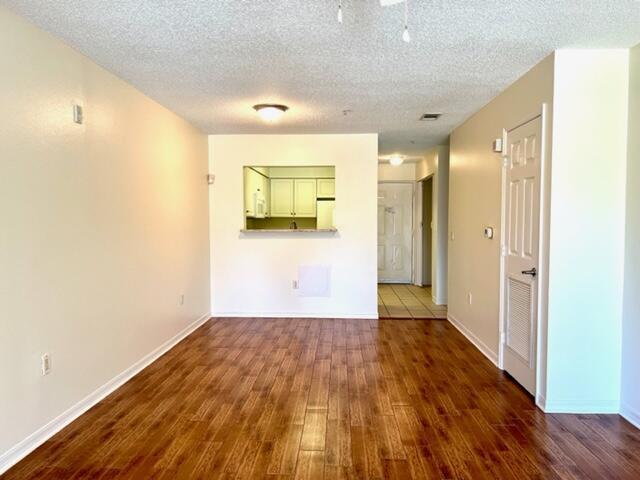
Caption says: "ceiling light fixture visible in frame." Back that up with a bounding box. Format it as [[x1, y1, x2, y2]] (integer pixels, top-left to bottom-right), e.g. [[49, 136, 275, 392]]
[[389, 155, 405, 166], [402, 0, 411, 43], [338, 0, 343, 23], [253, 104, 289, 123]]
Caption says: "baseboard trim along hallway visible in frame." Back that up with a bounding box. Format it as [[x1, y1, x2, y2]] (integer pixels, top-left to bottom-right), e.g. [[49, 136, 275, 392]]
[[0, 312, 211, 475], [447, 313, 499, 367]]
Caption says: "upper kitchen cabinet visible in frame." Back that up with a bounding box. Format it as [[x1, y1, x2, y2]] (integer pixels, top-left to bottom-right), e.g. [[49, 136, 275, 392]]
[[293, 179, 317, 217], [270, 178, 295, 217], [270, 178, 317, 217], [317, 178, 335, 199]]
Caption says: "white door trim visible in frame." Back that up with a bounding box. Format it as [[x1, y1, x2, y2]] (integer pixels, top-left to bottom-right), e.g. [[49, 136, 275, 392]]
[[378, 181, 415, 284], [498, 103, 551, 410], [413, 174, 435, 288]]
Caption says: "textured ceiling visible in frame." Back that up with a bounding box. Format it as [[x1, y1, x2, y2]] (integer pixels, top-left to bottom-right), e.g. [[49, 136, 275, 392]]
[[3, 0, 640, 156]]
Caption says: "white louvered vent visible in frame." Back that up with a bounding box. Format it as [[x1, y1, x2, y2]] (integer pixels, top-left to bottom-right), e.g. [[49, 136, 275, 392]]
[[507, 278, 532, 363]]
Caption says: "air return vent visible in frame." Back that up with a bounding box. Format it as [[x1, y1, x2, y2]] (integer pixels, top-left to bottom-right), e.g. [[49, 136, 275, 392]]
[[419, 113, 442, 121]]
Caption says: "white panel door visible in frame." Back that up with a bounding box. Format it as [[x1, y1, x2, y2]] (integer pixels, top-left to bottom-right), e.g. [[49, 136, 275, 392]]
[[502, 116, 542, 395], [294, 179, 317, 217], [378, 183, 413, 283], [270, 179, 294, 217]]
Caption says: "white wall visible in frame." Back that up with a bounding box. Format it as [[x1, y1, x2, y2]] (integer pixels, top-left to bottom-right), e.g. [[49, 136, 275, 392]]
[[621, 43, 640, 428], [448, 55, 555, 365], [209, 134, 378, 318], [415, 146, 449, 305], [378, 162, 416, 181], [0, 8, 210, 469], [545, 50, 629, 413]]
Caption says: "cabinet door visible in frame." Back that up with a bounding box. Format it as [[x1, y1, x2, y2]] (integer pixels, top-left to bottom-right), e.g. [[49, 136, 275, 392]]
[[317, 178, 335, 198], [294, 179, 317, 217], [270, 179, 294, 217], [261, 174, 271, 216], [244, 168, 256, 216]]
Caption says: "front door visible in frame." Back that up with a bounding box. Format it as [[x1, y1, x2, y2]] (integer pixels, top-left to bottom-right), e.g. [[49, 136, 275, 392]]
[[378, 183, 413, 283], [502, 116, 542, 395]]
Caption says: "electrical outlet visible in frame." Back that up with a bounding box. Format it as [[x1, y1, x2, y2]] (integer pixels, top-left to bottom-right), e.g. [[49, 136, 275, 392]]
[[468, 293, 473, 305], [292, 280, 299, 289], [179, 294, 185, 306], [41, 353, 51, 376]]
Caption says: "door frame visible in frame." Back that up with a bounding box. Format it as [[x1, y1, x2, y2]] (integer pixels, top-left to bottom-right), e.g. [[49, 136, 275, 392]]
[[414, 174, 434, 288], [498, 103, 551, 409], [377, 181, 415, 284]]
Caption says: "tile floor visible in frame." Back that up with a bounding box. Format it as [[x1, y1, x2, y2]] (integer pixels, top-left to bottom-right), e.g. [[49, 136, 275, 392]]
[[378, 284, 447, 319]]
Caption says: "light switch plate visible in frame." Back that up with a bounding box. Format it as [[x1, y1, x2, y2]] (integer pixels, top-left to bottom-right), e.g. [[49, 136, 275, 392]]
[[73, 104, 83, 124]]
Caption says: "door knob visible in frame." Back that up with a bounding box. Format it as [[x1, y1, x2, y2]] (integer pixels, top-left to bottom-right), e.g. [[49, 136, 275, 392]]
[[521, 268, 537, 277]]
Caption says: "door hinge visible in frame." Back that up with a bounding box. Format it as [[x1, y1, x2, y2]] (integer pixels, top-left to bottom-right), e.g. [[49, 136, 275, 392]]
[[502, 156, 509, 168], [501, 244, 507, 257]]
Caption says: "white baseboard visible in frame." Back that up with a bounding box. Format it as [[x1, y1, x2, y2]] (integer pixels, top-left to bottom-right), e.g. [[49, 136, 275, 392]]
[[543, 399, 620, 414], [620, 402, 640, 429], [0, 312, 211, 475], [447, 314, 499, 367], [211, 312, 379, 319]]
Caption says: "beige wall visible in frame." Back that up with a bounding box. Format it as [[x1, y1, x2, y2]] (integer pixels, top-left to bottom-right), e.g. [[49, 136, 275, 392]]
[[448, 55, 555, 366], [0, 7, 210, 466], [209, 134, 378, 318], [621, 43, 640, 427]]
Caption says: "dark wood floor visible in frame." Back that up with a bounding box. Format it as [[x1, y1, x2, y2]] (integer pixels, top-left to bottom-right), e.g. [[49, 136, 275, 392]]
[[5, 318, 640, 479]]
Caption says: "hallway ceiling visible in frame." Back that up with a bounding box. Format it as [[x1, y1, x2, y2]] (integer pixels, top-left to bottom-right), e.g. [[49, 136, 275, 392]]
[[3, 0, 640, 157]]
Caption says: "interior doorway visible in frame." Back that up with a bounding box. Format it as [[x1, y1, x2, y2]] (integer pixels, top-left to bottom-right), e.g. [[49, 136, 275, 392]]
[[421, 176, 434, 286]]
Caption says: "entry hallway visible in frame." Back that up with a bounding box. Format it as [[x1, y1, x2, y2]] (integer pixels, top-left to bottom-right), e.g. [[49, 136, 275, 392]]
[[5, 318, 640, 479], [378, 285, 447, 319]]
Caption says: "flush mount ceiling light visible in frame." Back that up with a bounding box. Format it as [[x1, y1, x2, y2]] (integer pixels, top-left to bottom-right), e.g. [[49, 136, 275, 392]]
[[337, 0, 412, 43], [389, 155, 405, 166], [253, 104, 289, 122]]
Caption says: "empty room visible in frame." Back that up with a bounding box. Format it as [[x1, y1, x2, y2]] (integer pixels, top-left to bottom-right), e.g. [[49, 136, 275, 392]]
[[2, 1, 640, 479]]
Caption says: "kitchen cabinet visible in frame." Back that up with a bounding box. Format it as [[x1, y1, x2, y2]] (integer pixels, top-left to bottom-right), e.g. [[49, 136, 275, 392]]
[[317, 178, 335, 198], [270, 178, 295, 217], [293, 179, 317, 217], [270, 178, 317, 217]]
